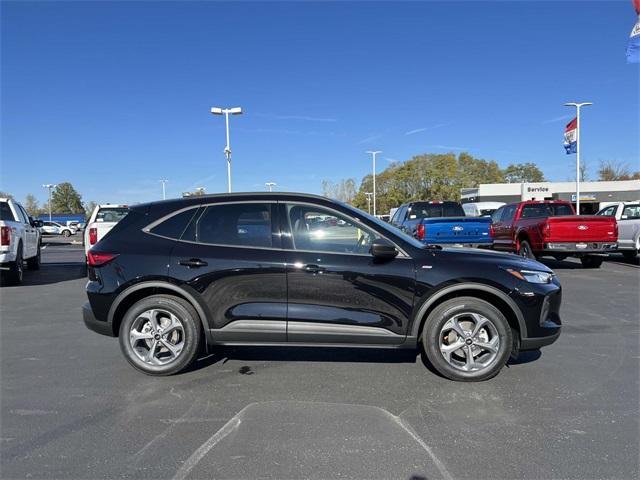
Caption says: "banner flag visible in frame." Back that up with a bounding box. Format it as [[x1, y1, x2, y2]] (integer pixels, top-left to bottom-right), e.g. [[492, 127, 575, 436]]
[[564, 118, 577, 155], [628, 1, 640, 63]]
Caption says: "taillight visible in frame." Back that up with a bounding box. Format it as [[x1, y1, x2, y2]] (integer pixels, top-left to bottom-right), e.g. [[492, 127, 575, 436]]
[[87, 250, 119, 267], [489, 223, 495, 238], [416, 224, 425, 240], [613, 221, 618, 239], [89, 227, 98, 245], [541, 222, 551, 239], [0, 226, 10, 246]]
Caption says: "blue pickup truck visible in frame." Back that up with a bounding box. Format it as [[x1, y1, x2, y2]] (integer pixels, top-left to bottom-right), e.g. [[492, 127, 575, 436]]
[[389, 201, 493, 247]]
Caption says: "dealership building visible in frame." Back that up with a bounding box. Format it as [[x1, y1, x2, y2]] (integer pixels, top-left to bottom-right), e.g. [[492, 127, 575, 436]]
[[461, 180, 640, 214]]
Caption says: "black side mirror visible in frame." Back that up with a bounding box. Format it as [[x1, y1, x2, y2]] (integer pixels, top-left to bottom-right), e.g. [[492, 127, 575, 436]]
[[370, 238, 398, 259]]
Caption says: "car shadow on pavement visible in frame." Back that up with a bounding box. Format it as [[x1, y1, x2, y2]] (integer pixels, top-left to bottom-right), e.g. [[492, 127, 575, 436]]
[[13, 263, 87, 287], [186, 346, 420, 373]]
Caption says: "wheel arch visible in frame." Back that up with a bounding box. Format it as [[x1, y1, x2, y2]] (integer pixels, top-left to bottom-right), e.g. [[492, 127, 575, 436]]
[[107, 281, 212, 343], [410, 283, 527, 341]]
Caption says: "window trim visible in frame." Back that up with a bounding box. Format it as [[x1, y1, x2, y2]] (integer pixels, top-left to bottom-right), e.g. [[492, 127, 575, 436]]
[[143, 200, 410, 258]]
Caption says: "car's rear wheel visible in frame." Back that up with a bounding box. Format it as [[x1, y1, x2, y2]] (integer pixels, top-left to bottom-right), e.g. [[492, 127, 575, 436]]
[[580, 255, 603, 268], [422, 297, 513, 382], [622, 250, 638, 261], [62, 230, 71, 237], [553, 254, 567, 262], [27, 245, 41, 270], [119, 295, 202, 376], [517, 240, 536, 260]]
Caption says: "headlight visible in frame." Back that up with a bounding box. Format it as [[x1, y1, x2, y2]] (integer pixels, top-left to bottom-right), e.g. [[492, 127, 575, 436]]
[[507, 269, 553, 284]]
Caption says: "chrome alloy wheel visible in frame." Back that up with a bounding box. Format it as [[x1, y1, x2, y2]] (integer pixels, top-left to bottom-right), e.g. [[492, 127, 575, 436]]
[[129, 309, 185, 366], [439, 312, 500, 372]]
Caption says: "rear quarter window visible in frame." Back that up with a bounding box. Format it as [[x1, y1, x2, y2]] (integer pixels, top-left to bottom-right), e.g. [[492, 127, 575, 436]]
[[150, 208, 200, 239]]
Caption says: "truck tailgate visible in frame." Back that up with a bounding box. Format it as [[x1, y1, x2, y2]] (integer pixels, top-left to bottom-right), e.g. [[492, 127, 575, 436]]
[[424, 216, 492, 244], [547, 216, 617, 242]]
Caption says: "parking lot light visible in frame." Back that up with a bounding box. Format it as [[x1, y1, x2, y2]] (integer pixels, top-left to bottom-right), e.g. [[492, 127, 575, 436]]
[[211, 106, 243, 193], [42, 183, 57, 222], [366, 151, 382, 216]]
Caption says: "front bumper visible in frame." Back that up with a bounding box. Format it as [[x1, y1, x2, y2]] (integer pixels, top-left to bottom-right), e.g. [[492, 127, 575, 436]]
[[511, 279, 562, 351], [82, 302, 115, 337], [543, 242, 617, 254]]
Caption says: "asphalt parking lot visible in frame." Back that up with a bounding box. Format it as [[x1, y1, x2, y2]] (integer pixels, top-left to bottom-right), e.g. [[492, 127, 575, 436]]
[[1, 241, 638, 479]]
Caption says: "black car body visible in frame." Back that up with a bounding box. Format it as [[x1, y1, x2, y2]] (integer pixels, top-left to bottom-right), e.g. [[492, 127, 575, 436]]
[[83, 192, 561, 381]]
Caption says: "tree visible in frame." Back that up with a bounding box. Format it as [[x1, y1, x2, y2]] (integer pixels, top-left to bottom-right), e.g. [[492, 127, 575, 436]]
[[51, 182, 84, 213], [84, 201, 97, 217], [0, 191, 14, 200], [24, 194, 40, 216], [597, 160, 635, 181], [503, 163, 545, 183], [579, 161, 588, 182], [321, 178, 357, 203]]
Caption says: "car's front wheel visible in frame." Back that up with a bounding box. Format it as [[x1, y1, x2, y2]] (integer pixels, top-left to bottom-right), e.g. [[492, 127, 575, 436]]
[[62, 229, 71, 237], [422, 297, 513, 382], [119, 295, 203, 376]]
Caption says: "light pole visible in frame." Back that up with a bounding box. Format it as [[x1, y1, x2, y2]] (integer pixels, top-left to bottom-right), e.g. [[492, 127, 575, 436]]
[[364, 192, 373, 214], [42, 184, 56, 222], [211, 106, 243, 193], [564, 102, 592, 215], [159, 179, 168, 200], [265, 182, 276, 192], [366, 151, 381, 216]]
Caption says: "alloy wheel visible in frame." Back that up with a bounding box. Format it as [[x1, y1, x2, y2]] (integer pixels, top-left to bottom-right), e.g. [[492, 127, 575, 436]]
[[438, 312, 500, 372], [129, 309, 185, 366]]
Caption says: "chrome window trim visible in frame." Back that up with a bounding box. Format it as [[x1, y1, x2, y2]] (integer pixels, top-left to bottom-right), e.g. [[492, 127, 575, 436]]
[[142, 199, 411, 259]]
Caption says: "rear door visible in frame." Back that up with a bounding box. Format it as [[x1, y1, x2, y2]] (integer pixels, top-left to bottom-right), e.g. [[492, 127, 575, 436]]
[[618, 204, 640, 250], [493, 204, 517, 250], [281, 202, 415, 345], [167, 201, 288, 343]]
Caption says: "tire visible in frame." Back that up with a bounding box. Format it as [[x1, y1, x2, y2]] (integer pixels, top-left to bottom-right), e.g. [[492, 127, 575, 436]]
[[553, 255, 567, 262], [421, 297, 513, 382], [62, 230, 71, 237], [4, 243, 24, 286], [119, 294, 203, 376], [581, 255, 603, 269], [27, 245, 41, 270], [622, 250, 638, 261], [517, 240, 536, 260]]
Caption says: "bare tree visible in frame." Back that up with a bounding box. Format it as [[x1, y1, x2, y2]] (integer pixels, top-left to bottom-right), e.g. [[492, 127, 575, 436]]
[[598, 160, 630, 181]]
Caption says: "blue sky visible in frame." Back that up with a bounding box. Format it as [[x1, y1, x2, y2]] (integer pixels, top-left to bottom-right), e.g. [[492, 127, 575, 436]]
[[1, 1, 638, 205]]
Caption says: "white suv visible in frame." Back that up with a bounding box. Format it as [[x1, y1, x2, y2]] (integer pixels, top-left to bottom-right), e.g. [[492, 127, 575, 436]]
[[83, 204, 129, 258], [0, 198, 42, 285]]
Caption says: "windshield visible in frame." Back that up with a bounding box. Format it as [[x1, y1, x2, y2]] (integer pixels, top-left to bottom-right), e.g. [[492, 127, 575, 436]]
[[342, 203, 426, 249]]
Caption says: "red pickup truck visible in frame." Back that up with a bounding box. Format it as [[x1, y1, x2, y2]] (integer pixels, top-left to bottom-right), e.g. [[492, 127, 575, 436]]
[[490, 200, 618, 268]]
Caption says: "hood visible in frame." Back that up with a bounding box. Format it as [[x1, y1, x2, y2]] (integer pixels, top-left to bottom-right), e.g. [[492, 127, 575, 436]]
[[422, 246, 553, 273]]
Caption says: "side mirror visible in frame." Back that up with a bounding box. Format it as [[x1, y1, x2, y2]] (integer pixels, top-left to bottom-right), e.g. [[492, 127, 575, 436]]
[[370, 238, 398, 259]]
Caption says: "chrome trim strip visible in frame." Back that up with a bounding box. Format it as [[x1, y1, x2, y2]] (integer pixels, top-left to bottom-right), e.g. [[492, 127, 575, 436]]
[[286, 321, 399, 337], [220, 320, 286, 332]]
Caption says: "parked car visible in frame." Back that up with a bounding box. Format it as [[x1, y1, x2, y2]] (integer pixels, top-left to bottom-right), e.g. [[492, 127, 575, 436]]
[[390, 201, 493, 247], [462, 202, 505, 217], [83, 204, 129, 258], [0, 197, 41, 285], [597, 201, 640, 260], [40, 221, 76, 237], [82, 193, 562, 381], [491, 200, 618, 268]]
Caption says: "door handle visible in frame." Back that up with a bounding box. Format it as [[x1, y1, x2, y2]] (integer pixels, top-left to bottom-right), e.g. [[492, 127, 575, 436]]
[[303, 264, 325, 274], [179, 258, 208, 268]]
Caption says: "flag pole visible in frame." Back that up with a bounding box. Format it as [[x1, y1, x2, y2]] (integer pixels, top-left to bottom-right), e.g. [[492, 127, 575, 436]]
[[564, 102, 592, 215]]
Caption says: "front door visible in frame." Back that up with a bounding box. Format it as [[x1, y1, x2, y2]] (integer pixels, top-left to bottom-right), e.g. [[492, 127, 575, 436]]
[[492, 204, 516, 251], [281, 203, 415, 345], [169, 202, 288, 343]]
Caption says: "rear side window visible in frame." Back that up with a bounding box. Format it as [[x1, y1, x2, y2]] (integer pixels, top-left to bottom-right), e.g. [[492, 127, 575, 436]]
[[501, 205, 517, 222], [96, 207, 129, 223], [0, 202, 15, 221], [186, 203, 273, 248], [150, 208, 200, 239], [491, 207, 504, 223], [622, 205, 640, 219]]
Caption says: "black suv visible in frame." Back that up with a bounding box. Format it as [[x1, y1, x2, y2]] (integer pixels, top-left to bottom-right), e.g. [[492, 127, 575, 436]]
[[82, 193, 561, 381]]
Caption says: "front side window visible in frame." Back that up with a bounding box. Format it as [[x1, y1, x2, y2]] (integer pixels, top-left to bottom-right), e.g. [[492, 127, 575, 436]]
[[188, 203, 273, 248], [286, 204, 379, 254]]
